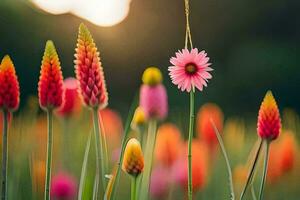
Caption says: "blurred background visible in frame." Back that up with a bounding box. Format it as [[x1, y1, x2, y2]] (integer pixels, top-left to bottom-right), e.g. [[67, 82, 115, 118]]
[[0, 0, 299, 117], [0, 0, 300, 200]]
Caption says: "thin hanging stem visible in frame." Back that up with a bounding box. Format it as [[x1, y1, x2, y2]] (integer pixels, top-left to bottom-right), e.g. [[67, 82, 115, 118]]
[[240, 139, 263, 200], [131, 176, 137, 200], [210, 119, 235, 200], [44, 109, 53, 200], [187, 90, 195, 200], [92, 108, 106, 197], [1, 110, 8, 200], [258, 140, 270, 200], [184, 0, 193, 49]]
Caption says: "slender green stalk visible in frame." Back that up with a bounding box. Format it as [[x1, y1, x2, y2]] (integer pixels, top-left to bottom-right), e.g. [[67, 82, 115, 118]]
[[92, 108, 106, 197], [78, 131, 92, 200], [187, 90, 195, 200], [1, 110, 8, 200], [240, 139, 263, 200], [139, 119, 157, 200], [210, 119, 235, 200], [131, 176, 137, 200], [44, 110, 53, 200], [99, 113, 109, 176], [110, 94, 138, 200], [258, 140, 270, 200], [251, 185, 257, 200]]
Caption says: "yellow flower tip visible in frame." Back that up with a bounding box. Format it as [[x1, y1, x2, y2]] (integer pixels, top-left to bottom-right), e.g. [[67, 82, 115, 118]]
[[142, 67, 163, 86], [122, 138, 144, 177], [44, 40, 58, 59], [131, 107, 146, 129], [78, 23, 93, 42], [1, 55, 15, 71]]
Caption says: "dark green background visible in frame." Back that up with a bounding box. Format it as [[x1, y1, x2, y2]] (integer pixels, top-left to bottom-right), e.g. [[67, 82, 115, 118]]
[[0, 0, 299, 117]]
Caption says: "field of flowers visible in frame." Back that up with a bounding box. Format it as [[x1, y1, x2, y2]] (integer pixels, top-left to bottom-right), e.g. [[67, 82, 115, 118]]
[[0, 0, 299, 200]]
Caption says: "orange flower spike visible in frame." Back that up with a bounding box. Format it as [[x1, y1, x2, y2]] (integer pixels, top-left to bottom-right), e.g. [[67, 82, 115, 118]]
[[122, 138, 144, 177], [0, 55, 20, 111], [155, 123, 182, 167], [257, 91, 281, 140], [38, 40, 64, 110], [74, 23, 108, 109]]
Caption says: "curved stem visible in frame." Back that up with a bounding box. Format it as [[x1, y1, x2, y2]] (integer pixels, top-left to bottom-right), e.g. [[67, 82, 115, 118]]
[[258, 140, 270, 200], [44, 110, 53, 200], [131, 176, 137, 200], [1, 110, 8, 200], [240, 139, 263, 200], [92, 108, 106, 197], [210, 119, 235, 200], [188, 90, 195, 200]]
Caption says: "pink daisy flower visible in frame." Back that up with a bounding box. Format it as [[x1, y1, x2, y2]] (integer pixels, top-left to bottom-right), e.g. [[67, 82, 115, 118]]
[[169, 48, 213, 92]]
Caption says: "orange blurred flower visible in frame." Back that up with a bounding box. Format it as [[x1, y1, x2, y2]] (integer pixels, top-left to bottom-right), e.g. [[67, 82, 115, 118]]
[[173, 140, 208, 192], [99, 108, 123, 150], [267, 131, 297, 183], [155, 123, 182, 167], [31, 159, 46, 197], [196, 103, 224, 149]]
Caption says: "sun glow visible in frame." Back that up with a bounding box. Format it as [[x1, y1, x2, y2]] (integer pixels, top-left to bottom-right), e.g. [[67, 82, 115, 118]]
[[31, 0, 131, 27]]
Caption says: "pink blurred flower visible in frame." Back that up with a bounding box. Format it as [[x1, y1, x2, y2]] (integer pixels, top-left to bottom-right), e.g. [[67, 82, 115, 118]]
[[56, 77, 81, 117], [51, 173, 77, 200], [150, 165, 169, 199], [139, 84, 168, 120], [169, 48, 213, 92]]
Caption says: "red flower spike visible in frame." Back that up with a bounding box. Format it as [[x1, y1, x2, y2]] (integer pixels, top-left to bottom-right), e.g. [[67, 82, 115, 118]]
[[257, 91, 281, 141], [74, 23, 108, 109], [0, 55, 20, 111], [38, 40, 64, 110]]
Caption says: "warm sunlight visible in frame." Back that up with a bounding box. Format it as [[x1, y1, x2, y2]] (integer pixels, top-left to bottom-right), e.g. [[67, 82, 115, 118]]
[[31, 0, 131, 27]]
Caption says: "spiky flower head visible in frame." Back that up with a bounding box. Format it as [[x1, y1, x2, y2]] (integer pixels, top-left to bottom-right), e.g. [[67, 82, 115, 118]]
[[142, 67, 163, 86], [122, 138, 144, 177], [257, 91, 281, 141], [0, 55, 20, 111], [38, 40, 64, 110], [74, 23, 108, 109]]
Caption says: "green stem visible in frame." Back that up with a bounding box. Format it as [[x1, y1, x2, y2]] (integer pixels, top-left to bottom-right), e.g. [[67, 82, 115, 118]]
[[240, 139, 263, 200], [92, 108, 106, 197], [44, 110, 53, 200], [258, 140, 270, 200], [110, 95, 138, 200], [78, 130, 92, 200], [131, 176, 137, 200], [140, 119, 157, 200], [99, 113, 109, 176], [210, 119, 235, 200], [1, 110, 8, 200], [188, 90, 195, 200]]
